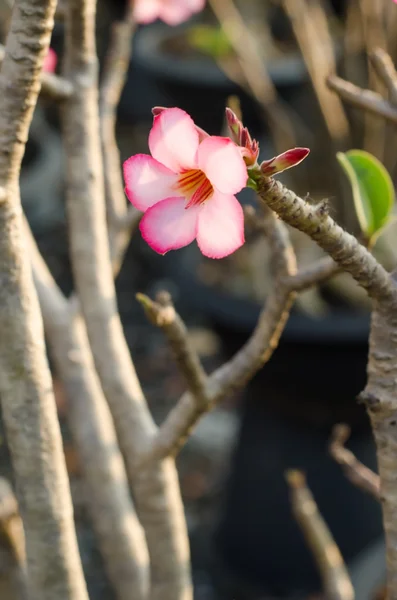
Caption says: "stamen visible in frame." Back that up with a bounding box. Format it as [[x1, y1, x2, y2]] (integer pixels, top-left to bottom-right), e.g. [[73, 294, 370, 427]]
[[176, 168, 214, 208]]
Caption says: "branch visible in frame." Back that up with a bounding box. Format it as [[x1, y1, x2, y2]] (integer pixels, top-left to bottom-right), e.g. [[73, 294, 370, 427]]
[[136, 291, 208, 403], [370, 48, 397, 105], [0, 0, 88, 598], [208, 0, 300, 153], [99, 17, 138, 271], [138, 208, 297, 463], [63, 2, 191, 599], [257, 176, 396, 302], [287, 256, 339, 291], [0, 478, 29, 600], [281, 0, 349, 144], [286, 470, 354, 600], [327, 74, 397, 124], [24, 220, 150, 600], [0, 44, 74, 101], [329, 424, 380, 500]]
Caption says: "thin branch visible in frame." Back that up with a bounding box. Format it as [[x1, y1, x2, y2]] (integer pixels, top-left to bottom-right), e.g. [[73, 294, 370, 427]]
[[329, 424, 380, 500], [139, 206, 344, 464], [370, 48, 397, 105], [327, 74, 397, 124], [0, 0, 88, 598], [358, 0, 388, 159], [138, 208, 297, 463], [208, 0, 300, 153], [286, 470, 354, 600], [257, 176, 396, 302], [0, 478, 29, 600], [0, 44, 74, 101], [281, 0, 349, 144], [287, 256, 339, 291], [99, 17, 137, 271], [136, 291, 208, 403], [24, 219, 150, 600], [63, 2, 192, 600]]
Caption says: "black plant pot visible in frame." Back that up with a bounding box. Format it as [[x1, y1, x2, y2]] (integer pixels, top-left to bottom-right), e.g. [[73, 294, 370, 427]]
[[149, 243, 383, 597], [121, 21, 310, 135]]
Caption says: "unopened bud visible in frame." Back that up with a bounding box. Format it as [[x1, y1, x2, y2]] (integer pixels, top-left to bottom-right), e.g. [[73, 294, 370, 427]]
[[260, 147, 310, 176]]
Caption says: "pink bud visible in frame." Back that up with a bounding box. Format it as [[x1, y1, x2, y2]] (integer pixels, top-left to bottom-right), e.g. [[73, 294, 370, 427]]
[[260, 147, 310, 176], [152, 106, 167, 116], [225, 107, 242, 143]]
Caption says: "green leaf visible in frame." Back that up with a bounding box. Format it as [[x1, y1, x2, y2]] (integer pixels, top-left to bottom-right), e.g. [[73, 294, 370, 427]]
[[336, 150, 395, 239], [186, 25, 233, 60]]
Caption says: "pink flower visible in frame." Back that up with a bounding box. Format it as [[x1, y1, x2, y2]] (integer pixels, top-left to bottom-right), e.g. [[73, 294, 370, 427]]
[[133, 0, 206, 26], [43, 48, 57, 73], [123, 108, 248, 259]]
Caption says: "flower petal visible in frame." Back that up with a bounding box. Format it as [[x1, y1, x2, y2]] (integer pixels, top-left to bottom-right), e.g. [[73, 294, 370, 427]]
[[133, 0, 161, 24], [196, 191, 244, 259], [123, 154, 178, 212], [149, 108, 199, 172], [44, 48, 57, 73], [197, 136, 247, 195], [140, 197, 199, 254], [159, 0, 206, 24]]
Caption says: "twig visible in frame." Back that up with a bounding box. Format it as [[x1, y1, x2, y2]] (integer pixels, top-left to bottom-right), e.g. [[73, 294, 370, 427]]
[[358, 0, 388, 160], [281, 0, 349, 145], [63, 2, 192, 600], [208, 0, 299, 153], [327, 74, 397, 125], [0, 44, 74, 100], [99, 17, 138, 271], [371, 48, 397, 105], [137, 208, 298, 463], [24, 219, 150, 600], [329, 424, 380, 500], [0, 478, 29, 600], [136, 292, 208, 403], [287, 256, 339, 291], [0, 0, 88, 598], [286, 470, 354, 600], [257, 176, 396, 302]]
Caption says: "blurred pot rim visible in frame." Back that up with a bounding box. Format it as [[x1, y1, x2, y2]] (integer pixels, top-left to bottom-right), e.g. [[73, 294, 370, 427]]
[[133, 21, 310, 88]]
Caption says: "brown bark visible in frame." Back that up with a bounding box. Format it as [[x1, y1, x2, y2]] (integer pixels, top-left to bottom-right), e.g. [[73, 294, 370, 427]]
[[26, 223, 150, 600], [0, 1, 88, 599], [62, 1, 191, 599]]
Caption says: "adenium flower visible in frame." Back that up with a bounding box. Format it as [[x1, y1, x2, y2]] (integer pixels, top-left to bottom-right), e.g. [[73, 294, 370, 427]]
[[133, 0, 206, 26], [43, 48, 57, 73], [123, 107, 248, 259]]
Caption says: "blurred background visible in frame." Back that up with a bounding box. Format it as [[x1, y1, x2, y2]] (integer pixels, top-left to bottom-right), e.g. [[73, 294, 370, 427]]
[[1, 0, 396, 598]]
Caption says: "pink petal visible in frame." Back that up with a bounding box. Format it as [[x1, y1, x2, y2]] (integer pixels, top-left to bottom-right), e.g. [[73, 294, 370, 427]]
[[149, 108, 199, 172], [140, 197, 199, 254], [159, 0, 206, 25], [196, 191, 244, 259], [43, 48, 57, 73], [123, 154, 178, 212], [197, 136, 247, 195], [152, 107, 209, 141], [133, 0, 161, 24]]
